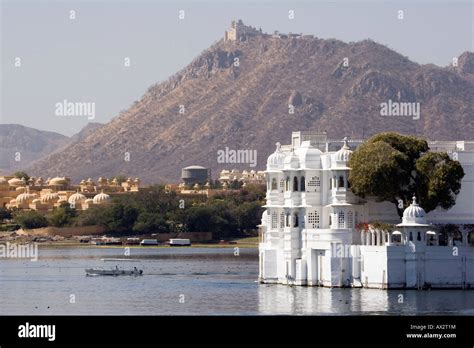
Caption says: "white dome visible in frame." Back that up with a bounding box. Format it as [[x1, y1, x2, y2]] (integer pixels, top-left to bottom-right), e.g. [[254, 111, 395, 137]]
[[93, 191, 111, 204], [8, 178, 24, 187], [335, 137, 353, 162], [16, 192, 36, 204], [297, 141, 322, 169], [41, 192, 59, 203], [402, 196, 427, 225], [49, 177, 67, 186], [32, 198, 41, 204], [68, 192, 86, 204], [267, 142, 286, 169]]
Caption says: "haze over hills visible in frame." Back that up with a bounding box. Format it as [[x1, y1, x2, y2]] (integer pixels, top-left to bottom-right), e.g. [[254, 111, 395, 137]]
[[0, 123, 103, 175], [19, 22, 474, 183]]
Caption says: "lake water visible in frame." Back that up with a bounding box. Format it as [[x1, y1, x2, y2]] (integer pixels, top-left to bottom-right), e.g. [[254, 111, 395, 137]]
[[1, 247, 473, 315]]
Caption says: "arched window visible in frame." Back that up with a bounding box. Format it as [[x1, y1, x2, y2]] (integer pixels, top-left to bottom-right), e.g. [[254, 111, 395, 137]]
[[338, 211, 345, 228], [417, 231, 421, 241], [293, 176, 298, 192], [293, 213, 299, 227], [285, 177, 290, 191], [338, 176, 344, 188], [300, 177, 305, 192], [271, 211, 278, 229], [271, 178, 277, 190], [329, 178, 332, 189], [347, 211, 354, 228], [329, 215, 332, 227], [409, 232, 413, 241], [392, 233, 401, 244]]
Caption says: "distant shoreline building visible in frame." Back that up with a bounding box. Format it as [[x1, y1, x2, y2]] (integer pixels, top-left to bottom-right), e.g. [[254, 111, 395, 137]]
[[181, 166, 210, 186], [258, 131, 474, 289], [0, 176, 141, 212], [218, 169, 266, 186]]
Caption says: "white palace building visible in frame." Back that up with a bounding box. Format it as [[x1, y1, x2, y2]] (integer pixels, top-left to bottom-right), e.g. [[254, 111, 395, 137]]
[[258, 131, 474, 289]]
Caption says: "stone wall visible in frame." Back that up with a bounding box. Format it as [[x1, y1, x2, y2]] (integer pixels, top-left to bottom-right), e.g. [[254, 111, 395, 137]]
[[17, 225, 106, 237], [360, 245, 474, 289]]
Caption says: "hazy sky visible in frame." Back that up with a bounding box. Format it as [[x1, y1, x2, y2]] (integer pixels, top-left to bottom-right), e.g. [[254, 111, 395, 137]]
[[1, 0, 472, 136]]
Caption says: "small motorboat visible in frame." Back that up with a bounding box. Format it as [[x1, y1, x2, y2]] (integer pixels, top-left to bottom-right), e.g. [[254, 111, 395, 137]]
[[86, 266, 143, 276]]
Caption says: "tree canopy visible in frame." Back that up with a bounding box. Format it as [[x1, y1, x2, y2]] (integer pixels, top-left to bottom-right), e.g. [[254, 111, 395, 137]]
[[13, 171, 30, 182], [348, 132, 464, 217], [71, 184, 265, 239], [13, 210, 48, 229], [48, 202, 77, 227]]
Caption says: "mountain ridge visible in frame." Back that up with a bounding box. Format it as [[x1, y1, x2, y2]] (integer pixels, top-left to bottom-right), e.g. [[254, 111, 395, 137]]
[[0, 123, 103, 175], [21, 23, 474, 183]]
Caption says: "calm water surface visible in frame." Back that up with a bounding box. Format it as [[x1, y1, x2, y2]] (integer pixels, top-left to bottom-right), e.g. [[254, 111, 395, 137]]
[[1, 247, 473, 315]]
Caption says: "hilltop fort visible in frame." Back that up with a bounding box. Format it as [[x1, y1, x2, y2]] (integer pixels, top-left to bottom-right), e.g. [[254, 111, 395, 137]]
[[224, 19, 263, 41]]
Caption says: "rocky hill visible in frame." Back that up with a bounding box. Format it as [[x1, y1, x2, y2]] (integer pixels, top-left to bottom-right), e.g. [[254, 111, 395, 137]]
[[24, 22, 474, 183], [0, 123, 103, 175], [65, 122, 104, 146], [0, 124, 69, 174]]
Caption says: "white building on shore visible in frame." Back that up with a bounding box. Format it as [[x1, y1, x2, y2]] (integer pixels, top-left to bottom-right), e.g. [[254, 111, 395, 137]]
[[258, 131, 474, 289]]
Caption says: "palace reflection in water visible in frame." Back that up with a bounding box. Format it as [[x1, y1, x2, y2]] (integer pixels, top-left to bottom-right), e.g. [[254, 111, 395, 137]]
[[258, 284, 474, 315]]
